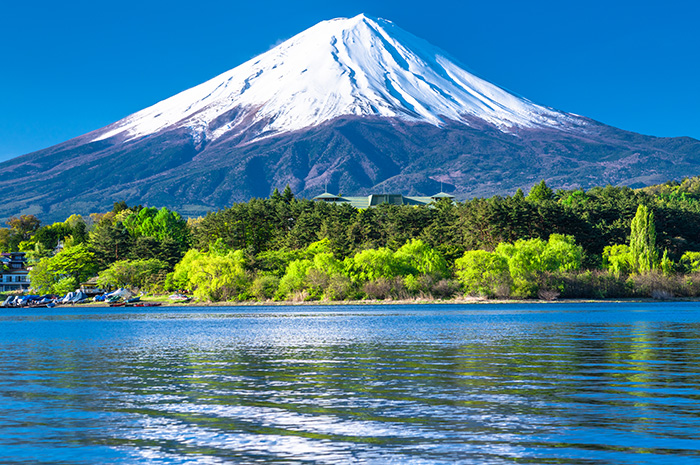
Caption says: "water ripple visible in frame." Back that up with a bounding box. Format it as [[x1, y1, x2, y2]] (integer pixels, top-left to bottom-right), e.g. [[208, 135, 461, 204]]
[[1, 303, 700, 463]]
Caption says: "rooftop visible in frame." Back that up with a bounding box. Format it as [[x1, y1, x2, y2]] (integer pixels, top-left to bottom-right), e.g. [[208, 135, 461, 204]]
[[312, 192, 453, 208]]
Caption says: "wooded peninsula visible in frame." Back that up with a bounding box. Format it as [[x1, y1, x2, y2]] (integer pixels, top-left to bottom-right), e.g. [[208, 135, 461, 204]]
[[4, 179, 700, 303]]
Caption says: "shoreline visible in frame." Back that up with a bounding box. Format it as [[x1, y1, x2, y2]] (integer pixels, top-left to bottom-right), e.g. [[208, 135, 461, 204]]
[[50, 295, 698, 309]]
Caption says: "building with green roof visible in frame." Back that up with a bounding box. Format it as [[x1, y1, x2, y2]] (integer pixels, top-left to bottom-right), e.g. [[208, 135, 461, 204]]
[[312, 191, 454, 209]]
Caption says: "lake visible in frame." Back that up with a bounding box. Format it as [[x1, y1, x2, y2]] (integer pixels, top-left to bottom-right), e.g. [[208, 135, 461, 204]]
[[0, 302, 699, 464]]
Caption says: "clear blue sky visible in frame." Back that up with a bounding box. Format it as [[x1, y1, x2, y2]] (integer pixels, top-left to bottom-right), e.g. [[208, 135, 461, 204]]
[[2, 0, 698, 162]]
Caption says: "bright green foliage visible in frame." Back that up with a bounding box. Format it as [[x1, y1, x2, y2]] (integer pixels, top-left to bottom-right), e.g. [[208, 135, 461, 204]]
[[277, 259, 313, 299], [629, 204, 659, 274], [306, 238, 333, 256], [541, 234, 583, 271], [347, 247, 405, 283], [493, 234, 583, 297], [97, 259, 169, 290], [312, 252, 344, 277], [167, 249, 205, 291], [26, 242, 53, 265], [275, 240, 345, 300], [602, 244, 633, 276], [680, 251, 700, 273], [560, 190, 589, 207], [169, 242, 247, 298], [29, 243, 97, 293], [187, 250, 250, 301], [394, 239, 449, 278], [660, 249, 674, 276], [256, 249, 305, 276], [53, 277, 78, 296], [27, 260, 55, 293], [455, 250, 511, 297], [250, 275, 280, 300], [123, 207, 189, 245], [495, 239, 546, 297]]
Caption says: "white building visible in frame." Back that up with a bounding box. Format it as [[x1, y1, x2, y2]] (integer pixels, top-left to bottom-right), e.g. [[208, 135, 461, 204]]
[[0, 253, 30, 292]]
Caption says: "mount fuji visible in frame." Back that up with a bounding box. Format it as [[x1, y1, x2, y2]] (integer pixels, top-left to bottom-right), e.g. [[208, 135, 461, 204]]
[[2, 14, 699, 221]]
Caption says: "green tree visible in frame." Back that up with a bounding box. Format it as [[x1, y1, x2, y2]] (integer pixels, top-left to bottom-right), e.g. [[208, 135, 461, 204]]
[[29, 244, 97, 293], [455, 250, 511, 297], [167, 248, 206, 290], [527, 180, 554, 203], [277, 259, 314, 299], [680, 251, 700, 273], [282, 184, 295, 203], [394, 239, 449, 278], [629, 204, 659, 273], [97, 259, 169, 290], [602, 244, 633, 276], [494, 234, 583, 297], [187, 250, 250, 301], [7, 215, 41, 242]]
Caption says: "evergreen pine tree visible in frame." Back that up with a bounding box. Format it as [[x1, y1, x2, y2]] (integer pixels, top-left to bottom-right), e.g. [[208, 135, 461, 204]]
[[282, 184, 294, 203], [527, 180, 553, 203]]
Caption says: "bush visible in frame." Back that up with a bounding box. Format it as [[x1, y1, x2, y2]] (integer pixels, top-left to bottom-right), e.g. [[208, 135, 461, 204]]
[[431, 279, 460, 299], [602, 244, 633, 276], [362, 277, 408, 300], [97, 259, 169, 291], [187, 250, 251, 301], [455, 250, 512, 297], [627, 272, 679, 298], [325, 275, 353, 300], [680, 251, 700, 273], [276, 259, 313, 299], [250, 275, 280, 300], [545, 270, 628, 299]]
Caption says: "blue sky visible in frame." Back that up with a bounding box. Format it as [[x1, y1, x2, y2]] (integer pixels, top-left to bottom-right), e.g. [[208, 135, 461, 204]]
[[1, 0, 698, 162]]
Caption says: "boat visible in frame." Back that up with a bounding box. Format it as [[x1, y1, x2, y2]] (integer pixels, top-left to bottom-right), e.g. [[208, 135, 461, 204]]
[[133, 302, 162, 307], [169, 293, 191, 302]]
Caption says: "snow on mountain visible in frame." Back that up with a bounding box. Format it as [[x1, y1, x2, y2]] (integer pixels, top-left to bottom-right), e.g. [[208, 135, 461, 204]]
[[94, 14, 585, 144]]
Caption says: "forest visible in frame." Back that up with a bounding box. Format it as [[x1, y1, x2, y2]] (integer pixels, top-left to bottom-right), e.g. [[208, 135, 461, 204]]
[[5, 178, 700, 302]]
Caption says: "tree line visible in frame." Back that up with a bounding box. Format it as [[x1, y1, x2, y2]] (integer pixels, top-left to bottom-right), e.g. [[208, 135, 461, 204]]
[[4, 179, 700, 301]]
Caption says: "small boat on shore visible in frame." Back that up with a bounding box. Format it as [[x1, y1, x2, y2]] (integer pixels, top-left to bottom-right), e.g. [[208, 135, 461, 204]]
[[169, 293, 191, 302]]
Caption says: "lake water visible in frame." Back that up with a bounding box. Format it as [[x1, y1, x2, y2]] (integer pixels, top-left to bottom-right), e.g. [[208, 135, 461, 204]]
[[1, 303, 699, 464]]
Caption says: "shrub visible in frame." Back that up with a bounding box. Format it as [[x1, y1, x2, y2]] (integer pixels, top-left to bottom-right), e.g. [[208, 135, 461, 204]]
[[187, 250, 251, 301], [276, 259, 313, 299], [431, 279, 460, 299], [602, 244, 633, 277], [97, 259, 169, 291], [680, 251, 700, 273], [325, 275, 353, 300], [362, 277, 408, 300], [250, 275, 280, 300], [455, 250, 511, 297]]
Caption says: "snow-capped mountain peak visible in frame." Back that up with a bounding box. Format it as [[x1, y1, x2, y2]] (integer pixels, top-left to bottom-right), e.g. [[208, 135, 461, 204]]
[[94, 14, 582, 144]]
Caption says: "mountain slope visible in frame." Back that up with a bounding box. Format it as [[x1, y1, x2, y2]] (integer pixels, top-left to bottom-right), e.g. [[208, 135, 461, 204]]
[[1, 14, 699, 222], [92, 14, 585, 144]]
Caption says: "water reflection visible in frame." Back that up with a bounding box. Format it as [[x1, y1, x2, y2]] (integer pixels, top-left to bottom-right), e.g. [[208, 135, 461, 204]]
[[0, 304, 700, 463]]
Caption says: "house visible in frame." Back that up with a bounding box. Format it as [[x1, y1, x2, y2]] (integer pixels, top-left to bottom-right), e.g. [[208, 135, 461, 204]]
[[79, 277, 106, 296], [0, 252, 30, 292], [312, 191, 455, 208]]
